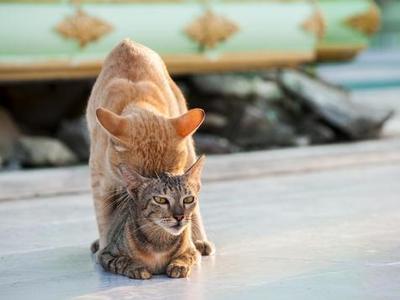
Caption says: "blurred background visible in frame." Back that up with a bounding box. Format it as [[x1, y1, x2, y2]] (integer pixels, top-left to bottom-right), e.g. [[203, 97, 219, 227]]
[[0, 0, 399, 170]]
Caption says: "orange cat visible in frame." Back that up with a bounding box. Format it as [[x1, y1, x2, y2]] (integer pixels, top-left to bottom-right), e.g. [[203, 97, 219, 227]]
[[86, 39, 214, 256]]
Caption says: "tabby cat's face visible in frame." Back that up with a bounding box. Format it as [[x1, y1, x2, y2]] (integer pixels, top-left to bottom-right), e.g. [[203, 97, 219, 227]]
[[137, 175, 198, 235], [120, 156, 205, 236]]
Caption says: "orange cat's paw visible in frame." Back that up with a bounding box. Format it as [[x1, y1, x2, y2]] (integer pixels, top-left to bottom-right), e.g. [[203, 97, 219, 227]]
[[127, 267, 152, 280], [166, 263, 191, 278], [194, 240, 215, 256]]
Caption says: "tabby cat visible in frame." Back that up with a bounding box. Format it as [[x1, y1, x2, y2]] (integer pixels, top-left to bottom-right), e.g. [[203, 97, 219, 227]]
[[95, 156, 205, 279], [86, 39, 214, 257]]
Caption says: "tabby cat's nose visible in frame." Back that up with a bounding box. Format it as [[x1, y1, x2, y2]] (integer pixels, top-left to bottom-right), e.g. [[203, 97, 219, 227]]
[[173, 215, 184, 222]]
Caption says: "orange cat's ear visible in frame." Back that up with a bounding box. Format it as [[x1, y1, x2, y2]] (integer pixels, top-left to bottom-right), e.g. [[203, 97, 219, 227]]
[[171, 108, 205, 138], [96, 107, 129, 140], [184, 155, 206, 191]]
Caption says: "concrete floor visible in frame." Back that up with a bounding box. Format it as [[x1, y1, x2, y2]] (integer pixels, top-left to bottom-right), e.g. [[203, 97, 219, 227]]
[[1, 138, 400, 300], [1, 51, 400, 299]]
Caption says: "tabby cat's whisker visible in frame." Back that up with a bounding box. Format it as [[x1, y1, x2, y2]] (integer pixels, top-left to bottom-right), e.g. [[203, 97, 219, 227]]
[[103, 190, 131, 211]]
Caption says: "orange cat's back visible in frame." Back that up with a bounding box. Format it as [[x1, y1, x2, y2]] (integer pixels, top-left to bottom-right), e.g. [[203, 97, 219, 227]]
[[87, 39, 182, 124], [99, 39, 166, 84]]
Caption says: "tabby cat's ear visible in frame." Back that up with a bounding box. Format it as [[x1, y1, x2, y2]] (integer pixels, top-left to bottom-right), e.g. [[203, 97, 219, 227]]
[[184, 155, 205, 191], [118, 164, 148, 190], [171, 109, 205, 138], [96, 107, 129, 141]]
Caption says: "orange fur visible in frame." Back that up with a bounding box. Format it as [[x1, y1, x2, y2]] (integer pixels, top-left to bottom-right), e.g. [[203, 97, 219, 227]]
[[86, 39, 209, 250]]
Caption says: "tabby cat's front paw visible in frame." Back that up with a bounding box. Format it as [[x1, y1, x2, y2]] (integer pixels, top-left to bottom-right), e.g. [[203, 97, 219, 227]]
[[194, 240, 215, 256], [127, 267, 152, 280], [166, 263, 191, 278]]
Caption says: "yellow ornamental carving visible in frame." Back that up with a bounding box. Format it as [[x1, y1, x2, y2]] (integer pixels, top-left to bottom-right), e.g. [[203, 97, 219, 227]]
[[345, 4, 380, 36], [185, 10, 239, 49], [56, 9, 113, 47], [302, 9, 325, 39]]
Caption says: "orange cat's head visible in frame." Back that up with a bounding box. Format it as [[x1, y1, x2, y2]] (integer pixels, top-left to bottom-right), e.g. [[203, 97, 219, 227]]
[[95, 107, 204, 177]]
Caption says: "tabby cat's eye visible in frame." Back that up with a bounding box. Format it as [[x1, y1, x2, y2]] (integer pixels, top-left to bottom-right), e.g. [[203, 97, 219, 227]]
[[153, 196, 168, 205], [183, 196, 195, 204]]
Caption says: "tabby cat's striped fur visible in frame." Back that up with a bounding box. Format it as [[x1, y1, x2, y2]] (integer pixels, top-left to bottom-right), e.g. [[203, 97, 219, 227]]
[[93, 156, 205, 279]]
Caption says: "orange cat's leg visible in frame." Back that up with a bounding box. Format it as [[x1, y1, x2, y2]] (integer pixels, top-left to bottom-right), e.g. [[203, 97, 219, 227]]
[[90, 168, 113, 250], [191, 205, 207, 242], [92, 194, 111, 249], [185, 144, 215, 256], [169, 77, 215, 256], [191, 206, 215, 256]]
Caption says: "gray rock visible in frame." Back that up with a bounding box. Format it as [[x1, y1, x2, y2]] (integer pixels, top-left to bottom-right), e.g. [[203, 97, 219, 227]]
[[0, 107, 22, 168], [203, 112, 229, 132], [194, 134, 238, 154], [17, 136, 78, 167], [191, 74, 282, 100], [0, 80, 92, 134], [260, 70, 280, 82], [297, 119, 337, 144], [230, 105, 297, 149], [278, 70, 394, 139], [307, 123, 336, 144], [57, 116, 90, 161]]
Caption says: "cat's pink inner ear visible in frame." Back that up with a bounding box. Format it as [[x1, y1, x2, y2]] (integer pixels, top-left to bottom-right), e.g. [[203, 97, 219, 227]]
[[171, 108, 205, 138], [96, 107, 129, 139]]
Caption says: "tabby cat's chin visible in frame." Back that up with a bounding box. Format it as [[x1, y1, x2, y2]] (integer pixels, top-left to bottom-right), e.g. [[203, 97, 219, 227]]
[[162, 224, 187, 236]]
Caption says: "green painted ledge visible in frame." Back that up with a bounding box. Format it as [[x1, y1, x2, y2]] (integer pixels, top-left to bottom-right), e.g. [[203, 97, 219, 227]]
[[0, 0, 379, 80]]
